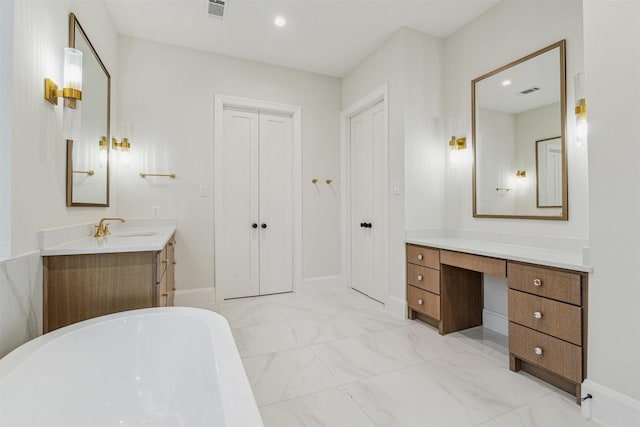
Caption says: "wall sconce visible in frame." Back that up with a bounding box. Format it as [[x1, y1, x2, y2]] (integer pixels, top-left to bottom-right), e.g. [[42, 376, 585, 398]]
[[516, 170, 526, 178], [449, 136, 467, 165], [44, 48, 83, 140], [112, 137, 131, 166], [574, 72, 587, 145]]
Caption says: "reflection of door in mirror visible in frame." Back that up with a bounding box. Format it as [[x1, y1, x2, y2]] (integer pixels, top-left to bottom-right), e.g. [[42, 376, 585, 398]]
[[536, 137, 562, 208], [472, 40, 566, 220], [66, 13, 110, 207]]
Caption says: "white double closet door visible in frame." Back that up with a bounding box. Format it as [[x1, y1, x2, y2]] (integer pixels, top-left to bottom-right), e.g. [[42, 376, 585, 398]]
[[350, 100, 386, 303], [215, 107, 293, 300]]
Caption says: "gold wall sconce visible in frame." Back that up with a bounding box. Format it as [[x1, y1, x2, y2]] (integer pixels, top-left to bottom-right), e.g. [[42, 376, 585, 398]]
[[449, 136, 467, 165], [574, 72, 587, 144], [516, 170, 526, 178], [44, 48, 83, 139], [449, 136, 467, 150], [112, 137, 131, 166]]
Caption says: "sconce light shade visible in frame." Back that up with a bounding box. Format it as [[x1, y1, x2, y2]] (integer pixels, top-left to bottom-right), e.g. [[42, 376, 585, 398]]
[[62, 48, 83, 106], [574, 72, 587, 144], [449, 136, 467, 165], [516, 170, 526, 178], [44, 47, 83, 140], [112, 137, 131, 166]]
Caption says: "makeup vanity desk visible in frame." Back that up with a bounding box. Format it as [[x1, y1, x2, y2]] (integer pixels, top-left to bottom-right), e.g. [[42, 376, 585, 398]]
[[405, 237, 591, 403]]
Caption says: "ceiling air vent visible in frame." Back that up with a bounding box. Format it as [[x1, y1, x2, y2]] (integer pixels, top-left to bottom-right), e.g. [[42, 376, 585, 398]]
[[520, 87, 540, 95], [208, 0, 226, 19]]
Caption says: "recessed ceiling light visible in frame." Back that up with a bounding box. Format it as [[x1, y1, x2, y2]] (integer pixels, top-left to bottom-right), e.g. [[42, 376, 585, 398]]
[[274, 16, 286, 27], [502, 80, 511, 86]]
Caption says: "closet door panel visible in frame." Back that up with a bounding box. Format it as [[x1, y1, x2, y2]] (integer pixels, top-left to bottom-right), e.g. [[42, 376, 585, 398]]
[[258, 112, 293, 295], [215, 108, 260, 299]]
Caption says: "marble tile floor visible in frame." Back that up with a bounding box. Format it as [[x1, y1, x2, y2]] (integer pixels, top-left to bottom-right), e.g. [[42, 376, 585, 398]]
[[199, 288, 602, 427]]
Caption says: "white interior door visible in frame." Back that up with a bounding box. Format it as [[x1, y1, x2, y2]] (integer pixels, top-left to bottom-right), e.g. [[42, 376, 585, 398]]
[[350, 101, 386, 303], [215, 107, 293, 300], [215, 108, 260, 299], [258, 112, 293, 295]]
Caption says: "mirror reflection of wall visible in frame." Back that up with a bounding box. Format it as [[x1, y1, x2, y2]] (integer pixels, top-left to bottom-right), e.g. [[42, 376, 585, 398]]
[[473, 41, 566, 220], [66, 13, 110, 207]]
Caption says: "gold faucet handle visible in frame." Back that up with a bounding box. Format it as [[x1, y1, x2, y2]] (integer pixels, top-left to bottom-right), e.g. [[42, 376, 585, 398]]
[[104, 224, 110, 236]]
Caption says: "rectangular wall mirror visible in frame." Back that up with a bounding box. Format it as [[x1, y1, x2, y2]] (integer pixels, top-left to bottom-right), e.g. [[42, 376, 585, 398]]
[[472, 40, 567, 220], [66, 12, 110, 207]]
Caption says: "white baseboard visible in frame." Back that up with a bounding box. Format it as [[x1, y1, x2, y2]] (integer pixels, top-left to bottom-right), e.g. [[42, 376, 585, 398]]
[[483, 309, 508, 336], [174, 287, 216, 307], [297, 275, 345, 293], [386, 294, 407, 319], [581, 379, 640, 427]]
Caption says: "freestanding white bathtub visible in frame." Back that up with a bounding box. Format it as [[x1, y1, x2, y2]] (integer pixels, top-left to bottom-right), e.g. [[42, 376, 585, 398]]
[[0, 307, 263, 427]]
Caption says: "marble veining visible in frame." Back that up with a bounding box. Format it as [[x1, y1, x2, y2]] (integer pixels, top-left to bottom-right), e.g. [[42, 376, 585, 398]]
[[195, 288, 601, 427], [0, 252, 42, 357]]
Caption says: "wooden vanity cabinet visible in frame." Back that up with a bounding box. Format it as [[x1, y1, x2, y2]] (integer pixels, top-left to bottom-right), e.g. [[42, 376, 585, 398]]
[[507, 261, 588, 403], [43, 235, 176, 333], [405, 243, 589, 404]]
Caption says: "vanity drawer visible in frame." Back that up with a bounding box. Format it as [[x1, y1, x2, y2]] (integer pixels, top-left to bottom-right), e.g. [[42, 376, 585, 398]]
[[407, 285, 440, 320], [508, 262, 581, 305], [440, 250, 506, 277], [407, 263, 440, 294], [509, 322, 582, 383], [406, 245, 440, 270], [508, 289, 582, 345]]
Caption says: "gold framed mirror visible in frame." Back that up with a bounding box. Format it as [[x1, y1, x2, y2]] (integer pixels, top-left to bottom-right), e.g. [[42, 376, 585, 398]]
[[472, 40, 567, 220], [66, 13, 110, 207]]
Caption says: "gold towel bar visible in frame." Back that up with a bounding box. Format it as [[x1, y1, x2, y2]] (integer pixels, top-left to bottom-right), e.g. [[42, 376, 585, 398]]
[[73, 170, 94, 176], [140, 173, 176, 179]]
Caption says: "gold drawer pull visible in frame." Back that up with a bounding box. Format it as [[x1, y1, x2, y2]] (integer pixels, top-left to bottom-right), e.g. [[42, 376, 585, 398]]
[[533, 278, 542, 287], [533, 311, 542, 319], [417, 275, 423, 281], [534, 347, 543, 355], [161, 292, 168, 297], [418, 299, 423, 305], [417, 254, 423, 260]]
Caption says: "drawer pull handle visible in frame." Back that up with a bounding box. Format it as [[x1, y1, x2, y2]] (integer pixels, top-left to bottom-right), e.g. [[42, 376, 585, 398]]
[[533, 278, 542, 287], [534, 347, 543, 355], [417, 254, 423, 260], [417, 275, 423, 281], [418, 299, 423, 305], [533, 311, 542, 319]]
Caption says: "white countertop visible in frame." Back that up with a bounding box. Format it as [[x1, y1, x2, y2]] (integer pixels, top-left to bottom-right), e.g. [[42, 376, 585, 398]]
[[406, 237, 592, 273], [40, 220, 176, 256]]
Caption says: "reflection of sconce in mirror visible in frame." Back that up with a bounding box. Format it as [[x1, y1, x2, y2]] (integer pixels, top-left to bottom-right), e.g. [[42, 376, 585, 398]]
[[112, 137, 131, 166], [448, 136, 467, 165], [574, 72, 587, 146], [99, 136, 108, 166], [44, 48, 83, 140], [516, 170, 526, 178]]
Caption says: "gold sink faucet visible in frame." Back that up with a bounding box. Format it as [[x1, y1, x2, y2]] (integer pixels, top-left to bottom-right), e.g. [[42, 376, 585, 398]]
[[94, 217, 125, 237]]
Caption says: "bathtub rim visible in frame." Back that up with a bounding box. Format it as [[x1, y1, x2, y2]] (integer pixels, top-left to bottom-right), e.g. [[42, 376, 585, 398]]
[[0, 307, 263, 427]]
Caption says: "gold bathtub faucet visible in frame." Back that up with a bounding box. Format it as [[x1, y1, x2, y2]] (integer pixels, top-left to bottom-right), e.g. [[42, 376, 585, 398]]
[[94, 217, 125, 237]]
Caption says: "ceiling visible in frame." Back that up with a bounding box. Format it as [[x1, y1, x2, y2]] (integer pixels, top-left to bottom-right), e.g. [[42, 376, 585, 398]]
[[105, 0, 500, 77]]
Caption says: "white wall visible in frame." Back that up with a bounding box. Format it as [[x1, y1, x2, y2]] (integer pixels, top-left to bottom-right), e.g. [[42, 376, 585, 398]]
[[11, 0, 119, 256], [583, 0, 640, 420], [116, 36, 342, 294], [444, 0, 588, 246], [2, 0, 119, 356], [341, 27, 444, 310], [0, 0, 14, 260]]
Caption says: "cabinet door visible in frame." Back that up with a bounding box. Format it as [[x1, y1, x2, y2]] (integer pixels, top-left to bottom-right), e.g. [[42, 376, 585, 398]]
[[258, 112, 293, 295], [167, 239, 175, 306], [215, 108, 260, 299]]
